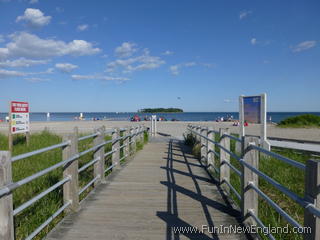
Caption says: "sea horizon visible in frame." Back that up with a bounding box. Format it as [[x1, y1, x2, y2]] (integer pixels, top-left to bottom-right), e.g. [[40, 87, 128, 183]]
[[1, 111, 320, 123]]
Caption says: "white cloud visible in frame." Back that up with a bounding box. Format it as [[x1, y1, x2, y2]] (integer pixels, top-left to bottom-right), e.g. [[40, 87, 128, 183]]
[[25, 77, 50, 82], [45, 67, 54, 74], [115, 42, 137, 58], [184, 62, 196, 67], [292, 40, 317, 52], [251, 38, 257, 45], [29, 0, 38, 4], [107, 48, 165, 73], [0, 32, 101, 59], [77, 24, 89, 31], [169, 65, 179, 75], [162, 50, 174, 56], [0, 58, 48, 67], [0, 35, 5, 43], [239, 10, 252, 20], [55, 63, 78, 73], [55, 7, 64, 13], [224, 99, 232, 103], [202, 63, 215, 68], [16, 8, 51, 28], [169, 62, 197, 75], [71, 74, 129, 82], [0, 67, 53, 79], [0, 69, 26, 78]]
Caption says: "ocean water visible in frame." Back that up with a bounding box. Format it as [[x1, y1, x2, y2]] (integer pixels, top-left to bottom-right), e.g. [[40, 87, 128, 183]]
[[1, 112, 320, 123]]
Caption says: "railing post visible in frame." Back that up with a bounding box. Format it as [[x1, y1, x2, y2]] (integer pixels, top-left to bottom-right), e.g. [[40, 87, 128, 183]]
[[200, 127, 208, 166], [124, 127, 130, 159], [0, 151, 14, 240], [62, 129, 79, 212], [304, 159, 320, 240], [132, 127, 137, 153], [241, 137, 259, 225], [137, 126, 141, 143], [219, 128, 230, 193], [94, 126, 105, 185], [139, 126, 144, 143], [207, 127, 215, 171], [197, 126, 201, 142], [112, 128, 121, 169]]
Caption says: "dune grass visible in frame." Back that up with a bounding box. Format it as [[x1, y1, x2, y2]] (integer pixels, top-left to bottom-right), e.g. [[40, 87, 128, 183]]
[[0, 129, 147, 240], [184, 132, 318, 240], [278, 114, 320, 128]]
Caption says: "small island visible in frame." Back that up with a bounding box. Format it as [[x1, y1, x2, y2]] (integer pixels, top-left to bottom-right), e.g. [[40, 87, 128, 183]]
[[139, 108, 183, 113], [277, 114, 320, 128]]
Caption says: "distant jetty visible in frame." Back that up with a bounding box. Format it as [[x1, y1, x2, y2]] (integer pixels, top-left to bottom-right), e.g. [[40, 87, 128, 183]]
[[138, 108, 183, 113]]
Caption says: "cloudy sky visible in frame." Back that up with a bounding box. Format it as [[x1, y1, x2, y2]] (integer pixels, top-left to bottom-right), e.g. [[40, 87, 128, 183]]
[[0, 0, 319, 112]]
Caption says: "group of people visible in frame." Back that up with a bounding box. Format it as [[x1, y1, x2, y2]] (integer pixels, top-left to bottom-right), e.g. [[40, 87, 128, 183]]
[[232, 120, 249, 126], [131, 115, 176, 122], [215, 114, 234, 122]]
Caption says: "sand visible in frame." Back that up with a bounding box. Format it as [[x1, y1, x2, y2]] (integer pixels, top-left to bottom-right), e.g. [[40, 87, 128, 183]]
[[1, 120, 320, 142]]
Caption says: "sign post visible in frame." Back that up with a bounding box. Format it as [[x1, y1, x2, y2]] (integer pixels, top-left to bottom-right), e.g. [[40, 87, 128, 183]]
[[239, 94, 270, 151], [151, 115, 157, 136], [8, 101, 30, 152]]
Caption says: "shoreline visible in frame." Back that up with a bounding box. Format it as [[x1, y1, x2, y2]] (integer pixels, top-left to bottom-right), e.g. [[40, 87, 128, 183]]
[[1, 120, 320, 141]]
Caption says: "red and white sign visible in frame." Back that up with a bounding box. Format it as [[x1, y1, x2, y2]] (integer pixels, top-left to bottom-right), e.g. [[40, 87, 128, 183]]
[[11, 101, 29, 113], [10, 101, 30, 134]]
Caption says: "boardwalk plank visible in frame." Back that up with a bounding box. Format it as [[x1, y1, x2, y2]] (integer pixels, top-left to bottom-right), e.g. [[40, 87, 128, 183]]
[[46, 137, 249, 240]]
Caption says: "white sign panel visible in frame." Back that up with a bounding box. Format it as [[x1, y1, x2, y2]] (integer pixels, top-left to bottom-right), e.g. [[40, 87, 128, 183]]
[[10, 101, 30, 134]]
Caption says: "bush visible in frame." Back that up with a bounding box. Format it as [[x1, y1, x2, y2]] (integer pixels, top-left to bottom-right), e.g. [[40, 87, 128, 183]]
[[278, 114, 320, 128], [183, 133, 196, 146]]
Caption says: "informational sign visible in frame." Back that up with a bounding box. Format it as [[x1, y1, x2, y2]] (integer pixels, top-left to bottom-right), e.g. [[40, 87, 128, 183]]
[[243, 96, 261, 124], [10, 101, 30, 134], [239, 93, 270, 151]]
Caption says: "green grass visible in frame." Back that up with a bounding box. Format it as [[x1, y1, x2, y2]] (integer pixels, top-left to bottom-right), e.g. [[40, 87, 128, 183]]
[[184, 133, 318, 240], [278, 114, 320, 128], [0, 129, 148, 240]]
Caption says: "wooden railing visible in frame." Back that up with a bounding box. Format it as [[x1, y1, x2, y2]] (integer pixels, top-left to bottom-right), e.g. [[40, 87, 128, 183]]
[[188, 125, 320, 240], [0, 125, 148, 240]]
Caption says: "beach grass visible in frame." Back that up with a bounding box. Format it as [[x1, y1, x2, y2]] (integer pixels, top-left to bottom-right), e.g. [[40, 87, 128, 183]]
[[0, 129, 147, 240], [277, 114, 320, 128], [184, 133, 318, 240]]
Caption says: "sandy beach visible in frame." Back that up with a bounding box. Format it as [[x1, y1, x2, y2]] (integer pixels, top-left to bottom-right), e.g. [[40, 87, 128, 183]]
[[1, 121, 319, 141]]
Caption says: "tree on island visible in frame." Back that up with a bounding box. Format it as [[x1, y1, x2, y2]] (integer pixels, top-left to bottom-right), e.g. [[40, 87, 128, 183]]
[[139, 108, 183, 113]]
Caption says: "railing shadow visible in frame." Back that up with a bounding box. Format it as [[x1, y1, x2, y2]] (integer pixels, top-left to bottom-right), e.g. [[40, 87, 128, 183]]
[[157, 140, 245, 240]]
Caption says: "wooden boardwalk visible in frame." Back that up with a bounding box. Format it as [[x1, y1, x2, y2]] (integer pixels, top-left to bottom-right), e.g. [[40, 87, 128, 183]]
[[46, 137, 249, 240]]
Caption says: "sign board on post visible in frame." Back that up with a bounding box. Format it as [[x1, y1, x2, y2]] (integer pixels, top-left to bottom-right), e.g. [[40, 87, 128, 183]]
[[9, 101, 30, 151], [10, 101, 30, 134], [243, 96, 261, 124], [239, 94, 270, 151]]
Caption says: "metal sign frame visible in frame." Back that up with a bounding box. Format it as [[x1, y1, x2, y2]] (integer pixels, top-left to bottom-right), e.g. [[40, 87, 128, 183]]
[[239, 93, 270, 150]]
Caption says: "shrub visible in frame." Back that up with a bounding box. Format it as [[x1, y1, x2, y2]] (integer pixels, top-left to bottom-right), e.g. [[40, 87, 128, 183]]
[[278, 114, 320, 128]]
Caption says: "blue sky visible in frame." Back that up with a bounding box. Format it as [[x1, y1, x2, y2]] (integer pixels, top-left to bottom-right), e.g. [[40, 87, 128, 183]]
[[0, 0, 319, 112]]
